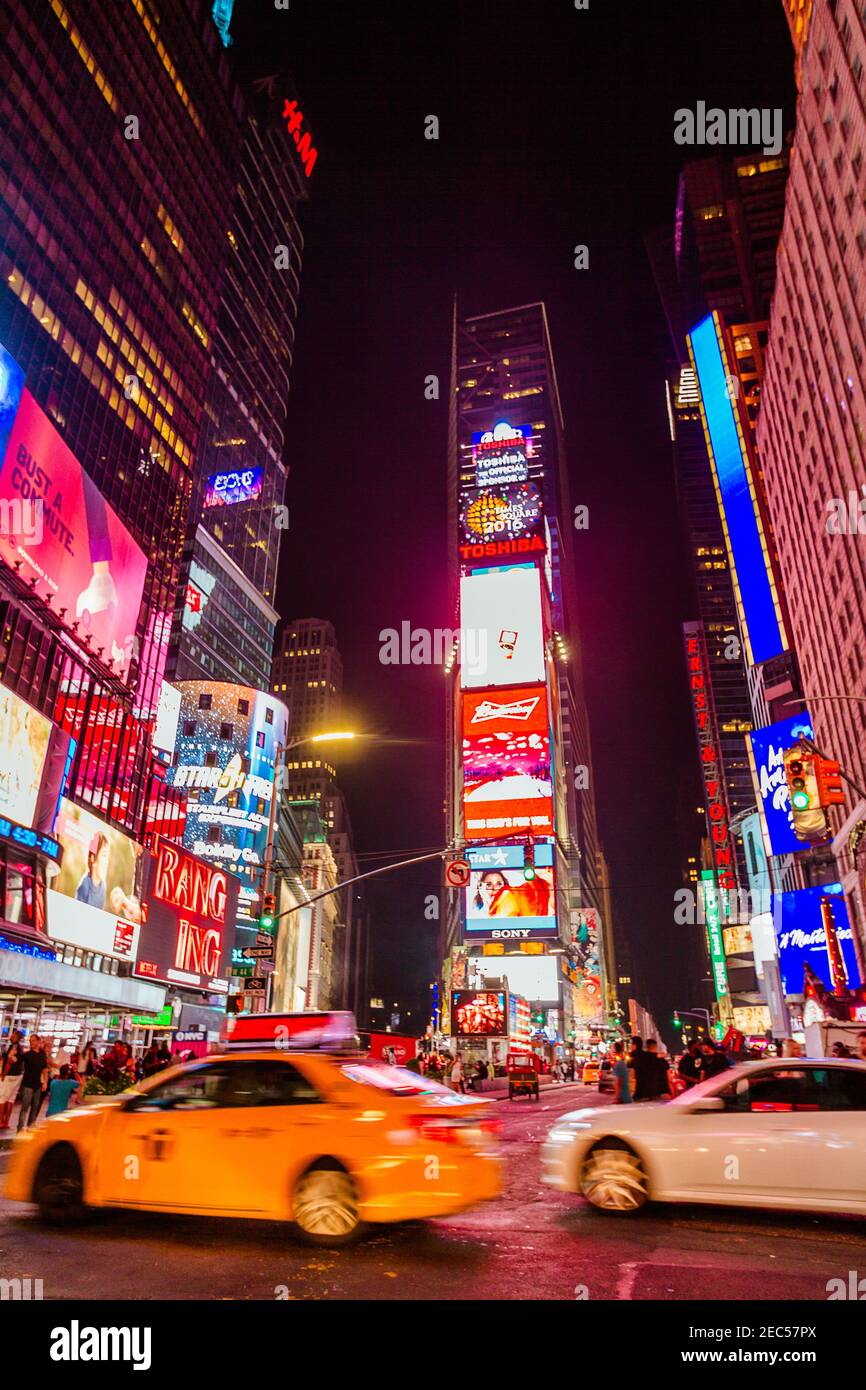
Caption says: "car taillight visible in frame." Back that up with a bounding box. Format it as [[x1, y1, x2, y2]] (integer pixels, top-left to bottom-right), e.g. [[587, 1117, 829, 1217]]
[[409, 1114, 501, 1145]]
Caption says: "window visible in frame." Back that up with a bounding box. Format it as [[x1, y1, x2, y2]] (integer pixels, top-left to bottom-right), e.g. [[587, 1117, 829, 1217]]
[[256, 731, 265, 748], [207, 825, 221, 844], [219, 722, 233, 741], [265, 707, 274, 725], [719, 1067, 825, 1113], [214, 1061, 322, 1107], [198, 693, 212, 710], [204, 751, 218, 768], [182, 719, 196, 737], [237, 698, 249, 716]]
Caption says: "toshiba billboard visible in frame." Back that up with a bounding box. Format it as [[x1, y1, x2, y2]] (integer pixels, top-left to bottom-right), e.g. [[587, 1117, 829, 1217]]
[[136, 837, 240, 995]]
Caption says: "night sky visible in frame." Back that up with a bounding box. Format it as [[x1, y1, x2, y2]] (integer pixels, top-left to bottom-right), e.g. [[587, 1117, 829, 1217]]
[[231, 0, 796, 1033]]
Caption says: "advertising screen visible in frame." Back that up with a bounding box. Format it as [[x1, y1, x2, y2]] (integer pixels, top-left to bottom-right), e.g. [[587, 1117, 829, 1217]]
[[0, 682, 52, 828], [688, 313, 787, 665], [0, 391, 147, 682], [459, 565, 545, 689], [136, 838, 239, 995], [489, 952, 559, 1006], [166, 683, 289, 916], [204, 466, 263, 509], [464, 841, 558, 940], [47, 799, 143, 961], [451, 989, 507, 1037], [459, 482, 542, 549], [569, 906, 604, 1025], [772, 884, 861, 996], [746, 710, 815, 858], [0, 341, 26, 467], [462, 685, 553, 839], [471, 421, 534, 487]]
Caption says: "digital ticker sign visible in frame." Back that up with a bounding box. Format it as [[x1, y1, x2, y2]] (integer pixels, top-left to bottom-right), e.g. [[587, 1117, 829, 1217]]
[[204, 466, 263, 508]]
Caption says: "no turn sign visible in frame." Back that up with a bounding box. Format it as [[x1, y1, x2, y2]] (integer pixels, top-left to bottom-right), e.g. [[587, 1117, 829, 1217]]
[[444, 858, 470, 889]]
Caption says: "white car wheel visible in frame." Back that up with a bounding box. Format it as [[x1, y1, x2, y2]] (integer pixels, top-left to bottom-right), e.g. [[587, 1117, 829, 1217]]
[[580, 1143, 649, 1213], [293, 1167, 360, 1245]]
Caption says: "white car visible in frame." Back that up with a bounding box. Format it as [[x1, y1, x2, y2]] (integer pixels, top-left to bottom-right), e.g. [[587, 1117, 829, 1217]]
[[541, 1057, 866, 1215]]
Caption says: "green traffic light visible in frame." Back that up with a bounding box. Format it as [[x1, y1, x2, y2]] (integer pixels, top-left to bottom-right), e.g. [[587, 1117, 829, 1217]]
[[791, 790, 810, 810], [523, 866, 536, 881]]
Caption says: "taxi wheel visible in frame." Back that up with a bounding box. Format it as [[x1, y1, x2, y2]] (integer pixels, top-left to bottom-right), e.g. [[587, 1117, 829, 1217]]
[[293, 1163, 363, 1247], [33, 1145, 87, 1225], [580, 1140, 648, 1214]]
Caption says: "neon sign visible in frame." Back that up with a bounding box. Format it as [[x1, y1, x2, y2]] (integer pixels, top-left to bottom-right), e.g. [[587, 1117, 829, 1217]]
[[152, 839, 229, 923], [282, 99, 317, 176]]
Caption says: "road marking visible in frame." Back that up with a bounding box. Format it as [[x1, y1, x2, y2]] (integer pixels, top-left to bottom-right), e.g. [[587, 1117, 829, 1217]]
[[616, 1261, 639, 1300]]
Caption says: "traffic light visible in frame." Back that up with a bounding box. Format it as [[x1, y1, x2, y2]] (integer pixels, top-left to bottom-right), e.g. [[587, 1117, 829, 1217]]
[[783, 746, 828, 842], [814, 756, 845, 807], [259, 892, 276, 931], [523, 841, 536, 881], [673, 1012, 682, 1029]]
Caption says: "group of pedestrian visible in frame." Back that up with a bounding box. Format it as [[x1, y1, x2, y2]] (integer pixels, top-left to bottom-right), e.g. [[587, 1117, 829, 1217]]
[[611, 1035, 687, 1105], [675, 1037, 731, 1090], [0, 1031, 83, 1130]]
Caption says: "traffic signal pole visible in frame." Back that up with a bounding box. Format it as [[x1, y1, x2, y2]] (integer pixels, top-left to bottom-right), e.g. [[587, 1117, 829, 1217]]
[[798, 734, 866, 803]]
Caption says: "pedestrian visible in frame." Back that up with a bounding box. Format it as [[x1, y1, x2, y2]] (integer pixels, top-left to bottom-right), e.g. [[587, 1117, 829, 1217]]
[[645, 1038, 673, 1099], [80, 1041, 97, 1077], [46, 1064, 81, 1117], [450, 1052, 465, 1094], [677, 1039, 702, 1089], [629, 1036, 658, 1102], [156, 1042, 172, 1069], [699, 1040, 729, 1080], [611, 1040, 632, 1105], [857, 1031, 866, 1062], [16, 1034, 49, 1131], [0, 1030, 24, 1129], [831, 1041, 852, 1058]]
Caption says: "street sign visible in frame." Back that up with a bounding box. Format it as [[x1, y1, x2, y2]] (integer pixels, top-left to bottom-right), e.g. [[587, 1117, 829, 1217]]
[[229, 965, 254, 978], [445, 857, 470, 888], [243, 946, 275, 959], [245, 976, 268, 992], [256, 932, 274, 947]]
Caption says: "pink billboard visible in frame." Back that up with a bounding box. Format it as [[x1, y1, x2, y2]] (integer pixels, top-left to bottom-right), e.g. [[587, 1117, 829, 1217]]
[[0, 391, 147, 682]]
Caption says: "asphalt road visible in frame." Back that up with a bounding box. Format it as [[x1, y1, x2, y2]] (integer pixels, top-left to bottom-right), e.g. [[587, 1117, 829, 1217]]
[[1, 1083, 864, 1300]]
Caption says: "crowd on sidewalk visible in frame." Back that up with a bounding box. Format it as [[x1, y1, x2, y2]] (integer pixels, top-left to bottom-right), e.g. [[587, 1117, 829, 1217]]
[[0, 1031, 201, 1132]]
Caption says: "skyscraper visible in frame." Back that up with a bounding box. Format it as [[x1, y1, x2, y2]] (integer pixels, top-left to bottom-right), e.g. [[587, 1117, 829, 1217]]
[[758, 0, 866, 952], [168, 71, 310, 691], [445, 302, 611, 1056], [0, 0, 244, 1025]]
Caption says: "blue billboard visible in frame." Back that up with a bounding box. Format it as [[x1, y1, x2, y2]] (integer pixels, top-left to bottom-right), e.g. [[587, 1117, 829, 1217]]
[[747, 710, 815, 858], [688, 312, 787, 666], [773, 883, 861, 996], [0, 341, 26, 468], [464, 841, 558, 940]]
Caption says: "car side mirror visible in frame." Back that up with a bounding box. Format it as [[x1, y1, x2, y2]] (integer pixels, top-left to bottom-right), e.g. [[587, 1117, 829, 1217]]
[[688, 1096, 725, 1113]]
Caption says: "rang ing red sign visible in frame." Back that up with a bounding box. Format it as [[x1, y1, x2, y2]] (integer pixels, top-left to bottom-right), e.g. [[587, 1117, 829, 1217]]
[[135, 838, 240, 995]]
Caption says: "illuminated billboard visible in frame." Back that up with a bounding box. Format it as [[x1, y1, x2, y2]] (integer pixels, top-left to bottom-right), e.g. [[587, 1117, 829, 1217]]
[[772, 884, 861, 997], [460, 482, 542, 549], [47, 799, 143, 961], [0, 341, 25, 466], [0, 682, 52, 828], [464, 842, 558, 940], [136, 837, 239, 995], [471, 421, 534, 487], [490, 952, 559, 1006], [166, 682, 289, 916], [462, 686, 553, 839], [687, 313, 787, 666], [746, 710, 815, 858], [451, 989, 507, 1037], [0, 392, 147, 682], [204, 466, 263, 509], [459, 565, 545, 689]]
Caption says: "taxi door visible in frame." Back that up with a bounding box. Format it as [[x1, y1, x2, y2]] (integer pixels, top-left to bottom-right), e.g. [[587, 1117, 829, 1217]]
[[96, 1063, 236, 1213], [203, 1059, 342, 1217]]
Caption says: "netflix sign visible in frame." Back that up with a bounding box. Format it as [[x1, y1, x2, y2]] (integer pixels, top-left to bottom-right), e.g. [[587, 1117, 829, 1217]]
[[135, 838, 239, 995]]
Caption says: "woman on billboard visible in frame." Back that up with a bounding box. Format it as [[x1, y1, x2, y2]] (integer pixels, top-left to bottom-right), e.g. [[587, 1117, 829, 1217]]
[[474, 868, 550, 918]]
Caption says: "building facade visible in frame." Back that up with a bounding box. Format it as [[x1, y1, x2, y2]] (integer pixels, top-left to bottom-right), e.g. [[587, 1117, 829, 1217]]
[[0, 0, 245, 1040]]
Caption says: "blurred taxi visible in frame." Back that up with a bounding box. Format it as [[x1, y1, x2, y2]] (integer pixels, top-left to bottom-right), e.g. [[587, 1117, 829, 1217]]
[[5, 1013, 502, 1246], [581, 1058, 600, 1085]]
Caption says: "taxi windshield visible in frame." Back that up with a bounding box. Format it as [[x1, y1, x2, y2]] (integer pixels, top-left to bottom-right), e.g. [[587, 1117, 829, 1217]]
[[339, 1060, 452, 1098]]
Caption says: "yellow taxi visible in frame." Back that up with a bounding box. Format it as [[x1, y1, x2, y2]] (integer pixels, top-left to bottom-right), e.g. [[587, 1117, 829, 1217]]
[[5, 1013, 502, 1246], [581, 1058, 600, 1085]]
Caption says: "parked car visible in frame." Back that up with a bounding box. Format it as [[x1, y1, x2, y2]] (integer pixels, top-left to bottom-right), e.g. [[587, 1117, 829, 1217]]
[[597, 1057, 615, 1093]]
